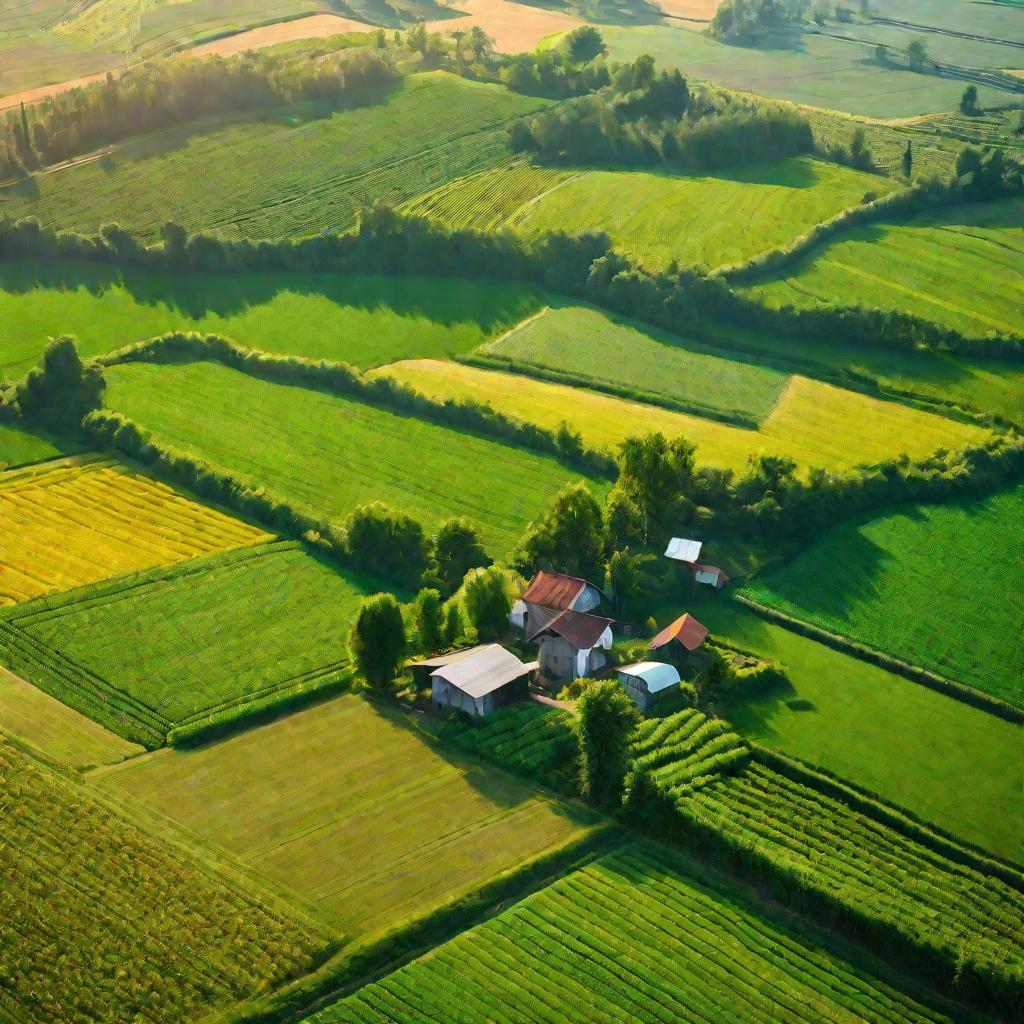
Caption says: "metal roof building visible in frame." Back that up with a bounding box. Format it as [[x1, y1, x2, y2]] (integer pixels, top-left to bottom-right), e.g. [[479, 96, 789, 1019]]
[[429, 644, 536, 717], [665, 538, 703, 563], [651, 613, 709, 652]]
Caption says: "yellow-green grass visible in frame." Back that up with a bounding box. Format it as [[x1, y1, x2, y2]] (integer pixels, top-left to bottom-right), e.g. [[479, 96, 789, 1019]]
[[0, 453, 271, 606], [102, 360, 612, 557], [0, 72, 550, 241], [740, 483, 1024, 709], [0, 540, 379, 747], [0, 422, 69, 468], [0, 665, 143, 770], [96, 695, 598, 935], [744, 199, 1024, 338], [694, 599, 1023, 864], [312, 843, 970, 1024], [0, 737, 327, 1024], [0, 260, 543, 379]]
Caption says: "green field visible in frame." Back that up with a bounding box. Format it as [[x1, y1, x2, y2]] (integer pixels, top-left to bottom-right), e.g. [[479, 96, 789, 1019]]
[[311, 843, 970, 1024], [0, 260, 542, 379], [695, 601, 1023, 863], [405, 157, 897, 272], [102, 359, 612, 556], [745, 198, 1024, 337], [739, 484, 1024, 708], [0, 73, 550, 240], [97, 695, 598, 935], [0, 737, 326, 1024], [0, 422, 68, 468], [0, 540, 377, 746]]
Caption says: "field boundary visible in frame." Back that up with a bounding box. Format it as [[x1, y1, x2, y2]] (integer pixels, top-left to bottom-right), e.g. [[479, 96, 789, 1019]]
[[733, 594, 1024, 722]]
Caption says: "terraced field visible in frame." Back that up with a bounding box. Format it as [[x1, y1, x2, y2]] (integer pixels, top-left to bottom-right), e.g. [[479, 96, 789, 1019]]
[[745, 198, 1024, 337], [405, 157, 898, 271], [0, 260, 542, 378], [740, 483, 1024, 707], [0, 454, 270, 606], [0, 541, 375, 746], [97, 695, 598, 935], [311, 844, 970, 1024], [102, 359, 612, 557], [0, 738, 326, 1024], [0, 73, 551, 240]]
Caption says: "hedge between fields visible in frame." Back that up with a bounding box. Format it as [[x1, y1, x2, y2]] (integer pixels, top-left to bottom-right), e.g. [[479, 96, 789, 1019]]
[[100, 332, 618, 478], [218, 825, 624, 1024], [733, 594, 1024, 723]]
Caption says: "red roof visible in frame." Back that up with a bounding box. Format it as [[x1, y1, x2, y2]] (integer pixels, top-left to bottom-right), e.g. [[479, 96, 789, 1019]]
[[692, 563, 729, 583], [521, 570, 591, 611], [529, 609, 613, 650], [650, 613, 708, 652]]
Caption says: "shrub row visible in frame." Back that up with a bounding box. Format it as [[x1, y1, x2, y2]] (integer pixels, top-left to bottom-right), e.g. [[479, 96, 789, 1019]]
[[733, 594, 1024, 723]]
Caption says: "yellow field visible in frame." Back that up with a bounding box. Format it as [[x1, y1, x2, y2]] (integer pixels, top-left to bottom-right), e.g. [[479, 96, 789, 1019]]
[[0, 454, 271, 605], [373, 360, 990, 475]]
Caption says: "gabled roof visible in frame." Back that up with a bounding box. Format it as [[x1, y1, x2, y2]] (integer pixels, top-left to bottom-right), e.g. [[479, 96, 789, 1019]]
[[521, 570, 593, 611], [529, 609, 613, 650], [650, 613, 708, 652], [665, 538, 702, 563], [430, 644, 532, 700], [409, 645, 489, 670], [617, 661, 681, 694], [692, 563, 729, 582]]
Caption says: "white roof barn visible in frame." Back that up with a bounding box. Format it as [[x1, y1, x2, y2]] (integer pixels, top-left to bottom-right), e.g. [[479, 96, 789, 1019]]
[[429, 644, 536, 717], [665, 538, 702, 563], [616, 661, 682, 712]]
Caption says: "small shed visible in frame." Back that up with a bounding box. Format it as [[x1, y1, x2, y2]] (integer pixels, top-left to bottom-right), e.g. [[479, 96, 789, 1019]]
[[510, 570, 602, 634], [650, 613, 708, 654], [617, 662, 681, 712], [692, 563, 729, 589], [430, 644, 536, 717], [529, 609, 613, 682], [664, 538, 703, 565]]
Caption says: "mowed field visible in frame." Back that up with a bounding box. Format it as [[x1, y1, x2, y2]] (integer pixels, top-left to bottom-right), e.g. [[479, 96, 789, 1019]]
[[0, 738, 326, 1024], [0, 73, 551, 241], [312, 843, 969, 1024], [102, 360, 612, 556], [740, 484, 1024, 707], [696, 601, 1023, 862], [404, 157, 898, 272], [0, 260, 542, 378], [745, 198, 1024, 337], [0, 541, 377, 746], [0, 422, 69, 468], [97, 695, 599, 936], [0, 454, 270, 606]]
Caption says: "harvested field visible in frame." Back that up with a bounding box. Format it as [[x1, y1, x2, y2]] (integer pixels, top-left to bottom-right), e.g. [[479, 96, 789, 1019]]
[[188, 14, 374, 58], [426, 0, 583, 54], [0, 454, 270, 606], [96, 695, 598, 934]]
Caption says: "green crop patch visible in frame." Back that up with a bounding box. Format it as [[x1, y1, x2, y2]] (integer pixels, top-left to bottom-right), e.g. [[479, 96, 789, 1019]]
[[102, 359, 612, 558], [0, 738, 327, 1024], [0, 422, 69, 469], [0, 260, 542, 379], [97, 695, 598, 936], [0, 540, 376, 746], [0, 72, 550, 240], [739, 483, 1024, 708], [310, 843, 971, 1024], [745, 198, 1024, 338]]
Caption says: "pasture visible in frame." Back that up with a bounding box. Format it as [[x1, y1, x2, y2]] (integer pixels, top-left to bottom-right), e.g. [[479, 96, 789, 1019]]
[[312, 843, 969, 1024], [0, 540, 376, 746], [739, 484, 1024, 708], [96, 695, 598, 935], [0, 454, 270, 606], [0, 260, 542, 378], [0, 738, 326, 1024], [696, 601, 1023, 863], [0, 73, 550, 241], [102, 359, 612, 557], [0, 422, 68, 468], [406, 157, 898, 272], [744, 198, 1024, 338]]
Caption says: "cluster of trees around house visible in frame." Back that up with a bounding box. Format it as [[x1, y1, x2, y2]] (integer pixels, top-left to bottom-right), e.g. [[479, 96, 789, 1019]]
[[509, 54, 814, 171], [0, 47, 395, 179]]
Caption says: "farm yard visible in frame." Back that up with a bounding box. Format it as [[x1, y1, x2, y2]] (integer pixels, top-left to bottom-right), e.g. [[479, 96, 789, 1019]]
[[96, 695, 599, 936], [0, 454, 270, 605], [101, 359, 612, 557]]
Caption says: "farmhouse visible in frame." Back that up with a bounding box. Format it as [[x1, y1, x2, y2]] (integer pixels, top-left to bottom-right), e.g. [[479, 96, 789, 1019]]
[[651, 613, 709, 655], [529, 609, 614, 682], [429, 644, 536, 717], [510, 570, 602, 635], [692, 563, 729, 589], [617, 662, 682, 712]]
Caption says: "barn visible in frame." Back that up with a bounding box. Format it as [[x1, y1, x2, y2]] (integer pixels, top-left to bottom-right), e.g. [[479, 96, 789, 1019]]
[[509, 570, 602, 636], [529, 609, 613, 682], [429, 644, 536, 717], [616, 662, 682, 712]]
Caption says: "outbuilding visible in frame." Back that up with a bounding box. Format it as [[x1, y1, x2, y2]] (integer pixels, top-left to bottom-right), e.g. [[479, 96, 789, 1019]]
[[429, 644, 536, 717], [616, 662, 681, 712], [650, 613, 709, 654], [692, 563, 729, 589], [529, 609, 613, 682], [664, 537, 703, 565], [510, 570, 602, 635]]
